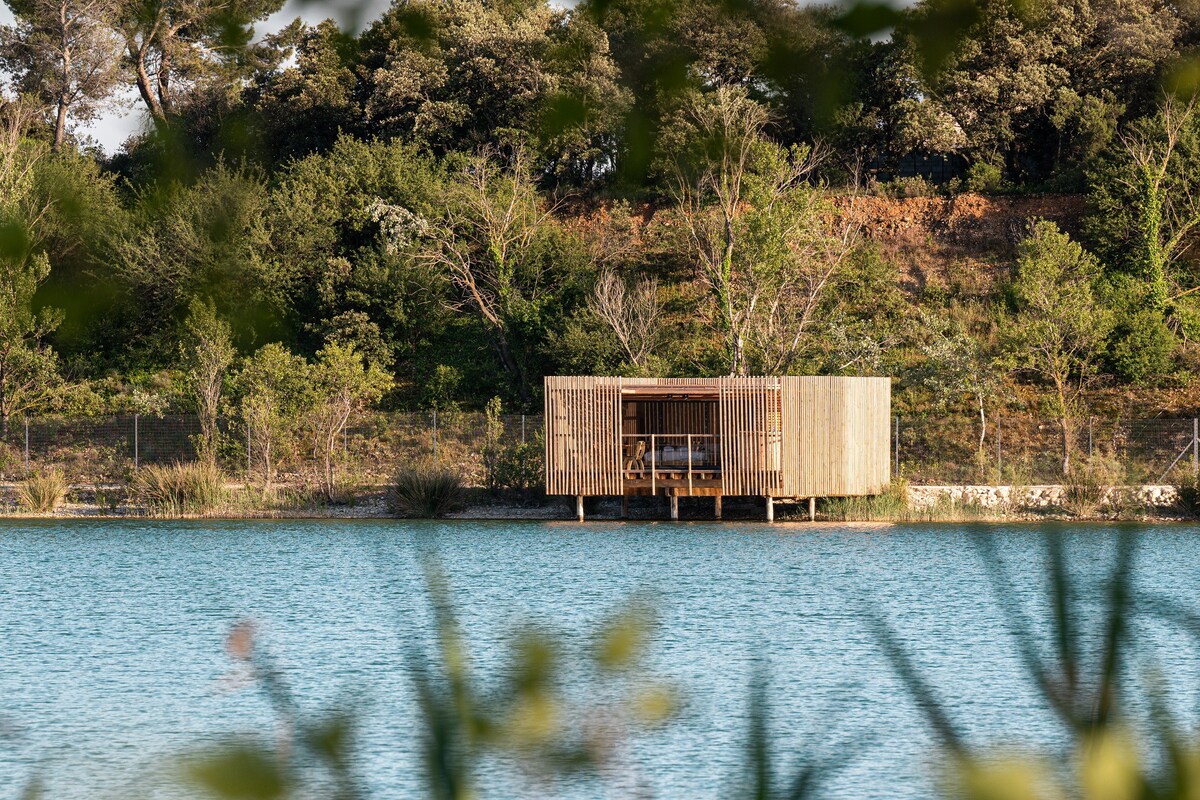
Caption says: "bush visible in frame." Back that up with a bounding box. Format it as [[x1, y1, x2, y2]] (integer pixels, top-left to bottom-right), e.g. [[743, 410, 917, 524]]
[[17, 469, 70, 513], [963, 160, 1005, 193], [130, 462, 226, 516], [493, 435, 544, 495], [386, 466, 464, 518], [1061, 454, 1124, 518], [1106, 310, 1176, 384], [871, 175, 938, 198]]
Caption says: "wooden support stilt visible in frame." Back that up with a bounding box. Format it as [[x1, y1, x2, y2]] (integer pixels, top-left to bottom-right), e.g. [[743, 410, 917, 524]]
[[621, 495, 629, 519], [576, 495, 584, 522], [808, 496, 816, 521], [714, 495, 723, 520], [670, 494, 679, 521], [765, 496, 774, 523]]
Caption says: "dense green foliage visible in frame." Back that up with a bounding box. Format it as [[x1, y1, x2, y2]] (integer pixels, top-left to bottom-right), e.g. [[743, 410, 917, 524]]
[[1, 0, 1199, 468]]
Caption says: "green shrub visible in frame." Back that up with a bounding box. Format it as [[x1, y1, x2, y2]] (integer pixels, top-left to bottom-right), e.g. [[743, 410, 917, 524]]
[[872, 175, 938, 198], [130, 462, 226, 516], [1061, 454, 1123, 518], [964, 160, 1005, 193], [17, 469, 70, 513], [493, 434, 544, 495], [1106, 309, 1176, 384], [386, 466, 464, 518]]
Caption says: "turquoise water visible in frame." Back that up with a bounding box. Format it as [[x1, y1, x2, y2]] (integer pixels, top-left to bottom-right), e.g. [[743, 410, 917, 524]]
[[1, 519, 1199, 799]]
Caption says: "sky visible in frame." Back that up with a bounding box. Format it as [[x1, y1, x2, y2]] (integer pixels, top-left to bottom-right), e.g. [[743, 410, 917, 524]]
[[0, 0, 392, 153]]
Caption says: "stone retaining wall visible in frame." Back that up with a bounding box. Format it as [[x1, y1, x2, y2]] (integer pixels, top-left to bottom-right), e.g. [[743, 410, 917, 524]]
[[908, 484, 1180, 511]]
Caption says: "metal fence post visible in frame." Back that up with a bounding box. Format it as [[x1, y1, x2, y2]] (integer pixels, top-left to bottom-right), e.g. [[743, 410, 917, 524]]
[[996, 418, 1002, 481], [522, 414, 526, 445], [23, 417, 29, 477], [134, 413, 139, 471], [246, 418, 252, 479], [1088, 417, 1094, 459], [1193, 417, 1198, 479], [433, 408, 438, 465], [893, 415, 899, 475]]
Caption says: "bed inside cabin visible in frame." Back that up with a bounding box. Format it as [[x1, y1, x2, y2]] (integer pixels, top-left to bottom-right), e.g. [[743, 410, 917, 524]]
[[619, 385, 722, 487]]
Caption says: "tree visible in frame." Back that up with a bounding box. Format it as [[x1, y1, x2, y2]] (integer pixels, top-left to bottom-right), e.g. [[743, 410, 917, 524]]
[[420, 147, 564, 405], [248, 19, 360, 164], [669, 86, 854, 375], [540, 13, 632, 183], [267, 137, 449, 370], [916, 312, 999, 472], [110, 0, 284, 123], [359, 0, 556, 152], [114, 163, 276, 349], [236, 342, 308, 490], [0, 252, 63, 436], [0, 100, 63, 435], [587, 268, 661, 372], [0, 0, 122, 151], [1006, 221, 1110, 475], [181, 298, 234, 464], [1086, 94, 1200, 313], [307, 341, 389, 500]]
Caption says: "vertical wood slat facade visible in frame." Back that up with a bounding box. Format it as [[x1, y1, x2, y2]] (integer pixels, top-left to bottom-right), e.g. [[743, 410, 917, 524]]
[[544, 376, 891, 498], [544, 376, 622, 496]]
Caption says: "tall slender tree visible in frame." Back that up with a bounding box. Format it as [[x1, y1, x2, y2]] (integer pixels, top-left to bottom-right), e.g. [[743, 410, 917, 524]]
[[0, 0, 122, 150], [110, 0, 283, 123]]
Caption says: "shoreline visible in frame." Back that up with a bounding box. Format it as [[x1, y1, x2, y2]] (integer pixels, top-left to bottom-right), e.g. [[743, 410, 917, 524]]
[[0, 483, 1194, 523]]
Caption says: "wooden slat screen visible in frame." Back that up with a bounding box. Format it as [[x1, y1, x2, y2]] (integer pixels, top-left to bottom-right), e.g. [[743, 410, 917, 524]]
[[783, 376, 891, 497], [544, 376, 622, 495], [718, 376, 782, 495]]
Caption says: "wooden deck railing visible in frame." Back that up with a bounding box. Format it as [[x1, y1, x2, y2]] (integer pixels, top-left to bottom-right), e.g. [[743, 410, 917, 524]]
[[622, 433, 721, 494]]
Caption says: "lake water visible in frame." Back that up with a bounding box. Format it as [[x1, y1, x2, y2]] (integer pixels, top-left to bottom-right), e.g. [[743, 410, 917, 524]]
[[1, 519, 1199, 799]]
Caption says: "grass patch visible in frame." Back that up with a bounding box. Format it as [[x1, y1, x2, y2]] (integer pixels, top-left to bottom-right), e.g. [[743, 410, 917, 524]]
[[819, 479, 996, 522], [17, 468, 69, 513], [130, 462, 226, 516], [1061, 454, 1123, 518], [386, 466, 464, 518], [820, 479, 911, 521]]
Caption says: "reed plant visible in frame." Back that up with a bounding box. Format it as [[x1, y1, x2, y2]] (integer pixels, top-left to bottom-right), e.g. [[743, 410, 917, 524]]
[[16, 468, 70, 513], [129, 462, 226, 516], [1061, 453, 1123, 517], [386, 465, 464, 518], [821, 478, 910, 521]]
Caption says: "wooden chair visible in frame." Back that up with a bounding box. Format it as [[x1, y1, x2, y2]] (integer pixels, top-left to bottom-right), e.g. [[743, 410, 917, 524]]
[[624, 439, 646, 471]]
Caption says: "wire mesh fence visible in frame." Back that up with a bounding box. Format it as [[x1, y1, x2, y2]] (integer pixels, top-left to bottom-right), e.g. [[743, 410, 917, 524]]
[[1, 411, 1197, 487], [897, 415, 1200, 485], [0, 412, 545, 485]]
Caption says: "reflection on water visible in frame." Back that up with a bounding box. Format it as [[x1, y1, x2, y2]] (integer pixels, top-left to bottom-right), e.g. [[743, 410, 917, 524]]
[[0, 519, 1197, 799]]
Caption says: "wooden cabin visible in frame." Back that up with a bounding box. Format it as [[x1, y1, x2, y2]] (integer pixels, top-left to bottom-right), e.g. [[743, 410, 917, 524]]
[[544, 376, 892, 521]]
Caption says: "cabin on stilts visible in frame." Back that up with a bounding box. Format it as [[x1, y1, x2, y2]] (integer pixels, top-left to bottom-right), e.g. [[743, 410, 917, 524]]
[[543, 376, 892, 521]]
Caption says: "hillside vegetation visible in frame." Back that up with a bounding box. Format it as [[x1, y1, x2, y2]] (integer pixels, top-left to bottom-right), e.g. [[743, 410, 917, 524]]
[[1, 0, 1199, 479]]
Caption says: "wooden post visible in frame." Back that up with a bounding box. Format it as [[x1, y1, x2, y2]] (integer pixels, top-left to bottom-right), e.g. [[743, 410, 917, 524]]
[[576, 494, 584, 522], [687, 434, 693, 496], [808, 496, 815, 521], [765, 496, 774, 523], [670, 494, 679, 521], [650, 434, 656, 496], [621, 494, 629, 518], [714, 495, 722, 520]]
